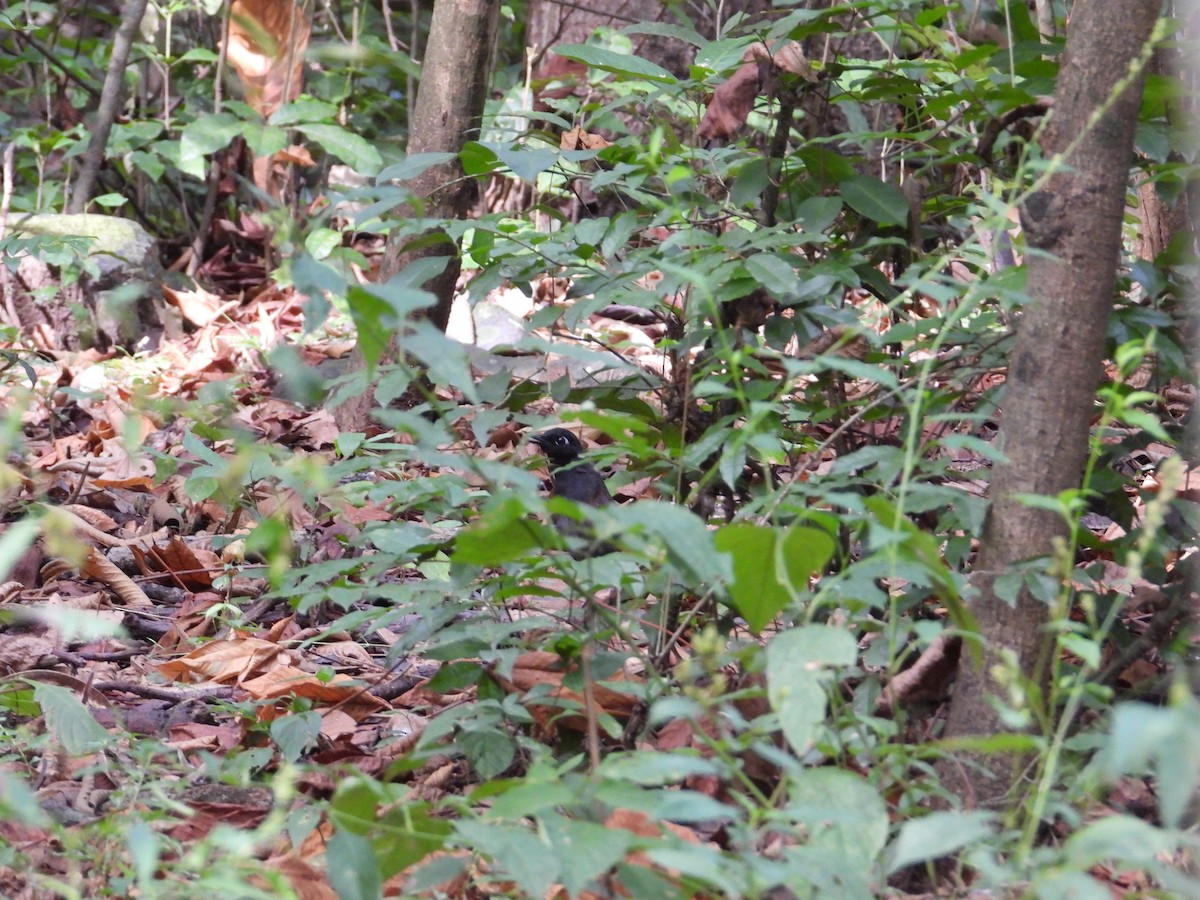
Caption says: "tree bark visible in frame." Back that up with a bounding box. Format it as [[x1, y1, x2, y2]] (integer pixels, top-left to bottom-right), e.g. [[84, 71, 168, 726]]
[[939, 0, 1162, 809], [333, 0, 499, 432]]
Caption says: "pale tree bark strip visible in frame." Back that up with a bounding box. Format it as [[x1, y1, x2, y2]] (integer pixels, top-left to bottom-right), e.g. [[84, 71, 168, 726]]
[[940, 0, 1162, 808], [334, 0, 499, 432]]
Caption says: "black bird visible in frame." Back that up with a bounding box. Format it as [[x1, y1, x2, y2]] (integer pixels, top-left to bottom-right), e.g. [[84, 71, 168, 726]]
[[530, 428, 616, 556]]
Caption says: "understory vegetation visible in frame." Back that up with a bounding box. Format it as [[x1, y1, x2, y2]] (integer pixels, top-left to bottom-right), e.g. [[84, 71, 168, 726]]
[[0, 1, 1198, 897]]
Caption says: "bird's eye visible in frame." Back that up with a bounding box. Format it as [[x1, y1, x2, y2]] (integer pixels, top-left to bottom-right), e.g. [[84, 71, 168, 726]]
[[556, 436, 569, 446]]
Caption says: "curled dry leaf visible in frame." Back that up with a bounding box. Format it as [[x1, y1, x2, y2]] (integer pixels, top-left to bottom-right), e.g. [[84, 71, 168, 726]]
[[81, 547, 154, 608], [697, 63, 764, 145], [744, 41, 818, 82], [162, 284, 229, 328], [157, 633, 291, 684], [239, 665, 388, 720], [492, 650, 640, 731], [560, 126, 612, 151], [60, 504, 118, 534]]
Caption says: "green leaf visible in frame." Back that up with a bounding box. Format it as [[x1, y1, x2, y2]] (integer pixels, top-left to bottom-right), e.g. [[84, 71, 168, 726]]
[[91, 193, 126, 208], [544, 814, 634, 898], [179, 113, 243, 178], [270, 711, 322, 762], [1100, 700, 1200, 828], [492, 143, 559, 183], [460, 729, 515, 780], [0, 772, 51, 826], [885, 810, 997, 874], [304, 227, 343, 260], [344, 281, 436, 372], [840, 175, 911, 226], [376, 802, 453, 878], [296, 124, 383, 176], [778, 769, 889, 896], [555, 43, 677, 83], [1061, 814, 1179, 867], [452, 497, 547, 565], [744, 253, 796, 296], [240, 121, 288, 158], [377, 152, 459, 182], [326, 828, 382, 900], [270, 97, 340, 126], [714, 525, 835, 633], [32, 682, 112, 754], [766, 626, 856, 753], [453, 820, 558, 898], [610, 501, 731, 584]]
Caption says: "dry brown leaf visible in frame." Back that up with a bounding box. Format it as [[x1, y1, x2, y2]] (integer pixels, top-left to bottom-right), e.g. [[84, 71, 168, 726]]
[[493, 650, 640, 730], [80, 547, 154, 608], [226, 0, 311, 119], [131, 536, 217, 590], [239, 665, 388, 719], [697, 63, 763, 145], [560, 127, 611, 151], [0, 635, 57, 674], [744, 41, 819, 82], [157, 632, 291, 684], [162, 284, 229, 328]]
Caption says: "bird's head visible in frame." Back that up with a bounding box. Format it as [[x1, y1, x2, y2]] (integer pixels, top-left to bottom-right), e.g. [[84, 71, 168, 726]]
[[531, 428, 586, 466]]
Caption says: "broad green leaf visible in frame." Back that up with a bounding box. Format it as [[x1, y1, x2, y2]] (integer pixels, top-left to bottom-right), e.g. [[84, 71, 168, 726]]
[[840, 175, 911, 226], [885, 810, 997, 874], [492, 143, 559, 183], [125, 819, 161, 886], [377, 152, 458, 182], [1062, 814, 1179, 867], [178, 112, 242, 178], [544, 814, 634, 898], [714, 525, 835, 633], [326, 828, 382, 900], [610, 501, 731, 584], [779, 769, 889, 897], [0, 772, 51, 826], [375, 802, 453, 878], [452, 497, 547, 565], [744, 253, 796, 296], [240, 121, 288, 158], [33, 682, 112, 754], [296, 124, 383, 176], [460, 729, 515, 780], [91, 193, 126, 208], [453, 820, 558, 899], [270, 97, 339, 126], [270, 711, 322, 762], [555, 43, 676, 83], [304, 227, 343, 260], [766, 626, 856, 753], [344, 281, 435, 372], [1100, 699, 1200, 827]]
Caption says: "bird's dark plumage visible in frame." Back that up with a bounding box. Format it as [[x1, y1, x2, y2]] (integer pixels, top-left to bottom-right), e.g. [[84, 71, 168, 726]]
[[531, 428, 615, 555]]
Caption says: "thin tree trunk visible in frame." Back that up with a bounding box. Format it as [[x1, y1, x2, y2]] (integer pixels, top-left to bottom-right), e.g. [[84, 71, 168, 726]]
[[939, 0, 1162, 809], [333, 0, 499, 432], [68, 0, 150, 214]]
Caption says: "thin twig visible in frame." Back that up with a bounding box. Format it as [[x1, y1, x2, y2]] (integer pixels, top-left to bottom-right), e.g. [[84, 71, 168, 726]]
[[67, 0, 151, 214]]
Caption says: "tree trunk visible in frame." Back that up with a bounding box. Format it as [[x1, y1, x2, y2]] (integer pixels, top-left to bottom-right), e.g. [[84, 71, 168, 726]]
[[939, 0, 1162, 809], [68, 0, 150, 213], [333, 0, 499, 432]]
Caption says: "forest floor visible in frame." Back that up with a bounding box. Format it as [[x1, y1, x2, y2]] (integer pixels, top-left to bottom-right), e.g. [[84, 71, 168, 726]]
[[0, 225, 1193, 898]]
